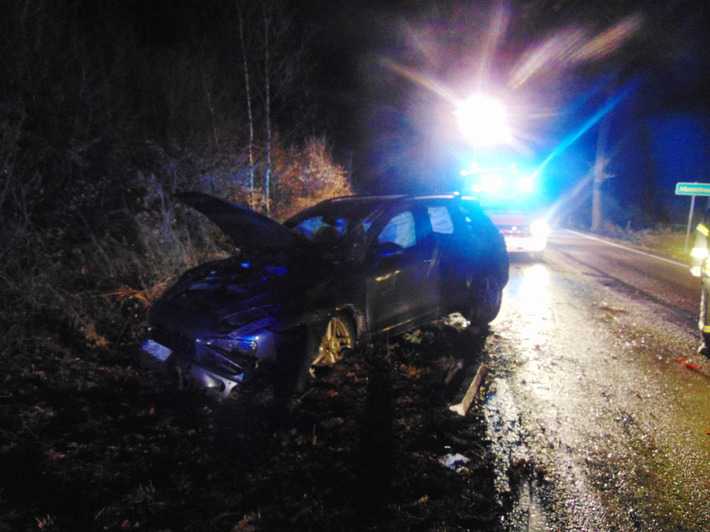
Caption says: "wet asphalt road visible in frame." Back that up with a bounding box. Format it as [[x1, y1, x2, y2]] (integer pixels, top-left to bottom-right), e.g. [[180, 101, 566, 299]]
[[483, 230, 710, 531]]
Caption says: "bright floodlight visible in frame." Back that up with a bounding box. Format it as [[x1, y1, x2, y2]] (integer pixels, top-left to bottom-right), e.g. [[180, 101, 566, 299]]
[[455, 94, 512, 147], [517, 176, 535, 194]]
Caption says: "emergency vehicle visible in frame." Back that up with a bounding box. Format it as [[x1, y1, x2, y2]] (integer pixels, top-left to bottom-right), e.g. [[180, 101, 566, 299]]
[[462, 160, 550, 259]]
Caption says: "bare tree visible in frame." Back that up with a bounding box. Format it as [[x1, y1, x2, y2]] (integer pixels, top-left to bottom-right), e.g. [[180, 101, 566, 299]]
[[202, 68, 220, 149], [238, 3, 256, 208], [262, 3, 272, 215]]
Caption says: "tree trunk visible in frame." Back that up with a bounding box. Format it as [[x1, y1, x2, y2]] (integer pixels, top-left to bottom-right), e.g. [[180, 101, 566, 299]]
[[263, 4, 272, 215], [591, 179, 603, 231], [238, 4, 255, 209], [203, 73, 219, 149], [591, 110, 611, 232]]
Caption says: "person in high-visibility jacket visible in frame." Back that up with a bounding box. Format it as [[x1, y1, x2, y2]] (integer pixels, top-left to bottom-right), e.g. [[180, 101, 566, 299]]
[[690, 209, 710, 356]]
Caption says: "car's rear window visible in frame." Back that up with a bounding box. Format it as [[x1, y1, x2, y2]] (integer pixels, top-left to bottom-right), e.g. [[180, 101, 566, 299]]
[[378, 211, 416, 249], [427, 206, 454, 234]]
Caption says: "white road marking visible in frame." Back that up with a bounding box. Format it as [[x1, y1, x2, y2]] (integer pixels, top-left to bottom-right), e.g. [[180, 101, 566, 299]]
[[564, 229, 689, 269]]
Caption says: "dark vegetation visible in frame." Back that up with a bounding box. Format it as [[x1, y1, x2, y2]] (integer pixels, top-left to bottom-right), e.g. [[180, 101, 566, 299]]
[[0, 0, 350, 349], [0, 2, 502, 530], [1, 318, 500, 530]]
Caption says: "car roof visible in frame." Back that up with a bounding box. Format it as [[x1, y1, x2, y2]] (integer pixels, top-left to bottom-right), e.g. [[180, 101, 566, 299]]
[[324, 193, 477, 205], [290, 194, 483, 225]]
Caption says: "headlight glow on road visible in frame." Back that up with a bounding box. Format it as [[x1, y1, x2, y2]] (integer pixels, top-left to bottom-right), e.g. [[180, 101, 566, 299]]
[[517, 263, 551, 354]]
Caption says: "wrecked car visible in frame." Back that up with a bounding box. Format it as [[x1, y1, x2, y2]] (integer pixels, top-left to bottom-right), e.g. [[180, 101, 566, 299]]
[[142, 192, 509, 398]]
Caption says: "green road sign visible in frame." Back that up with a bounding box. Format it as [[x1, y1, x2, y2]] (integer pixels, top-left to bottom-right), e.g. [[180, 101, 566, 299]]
[[675, 182, 710, 196]]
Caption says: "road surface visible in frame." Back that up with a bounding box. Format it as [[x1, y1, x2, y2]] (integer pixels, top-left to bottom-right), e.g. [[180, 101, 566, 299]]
[[483, 230, 710, 531]]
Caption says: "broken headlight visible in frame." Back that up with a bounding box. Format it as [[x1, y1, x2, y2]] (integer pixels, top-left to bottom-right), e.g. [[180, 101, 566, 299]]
[[197, 334, 261, 377], [206, 334, 258, 355]]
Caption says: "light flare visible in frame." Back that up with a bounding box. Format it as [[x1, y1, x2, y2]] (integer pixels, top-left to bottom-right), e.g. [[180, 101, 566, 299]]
[[570, 14, 643, 63], [531, 79, 639, 181], [509, 14, 642, 89], [380, 6, 643, 169], [510, 28, 586, 88], [455, 93, 513, 146], [379, 58, 459, 106], [477, 2, 511, 88]]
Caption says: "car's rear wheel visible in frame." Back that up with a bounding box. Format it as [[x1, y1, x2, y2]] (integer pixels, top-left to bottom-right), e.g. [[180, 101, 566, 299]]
[[467, 275, 503, 328]]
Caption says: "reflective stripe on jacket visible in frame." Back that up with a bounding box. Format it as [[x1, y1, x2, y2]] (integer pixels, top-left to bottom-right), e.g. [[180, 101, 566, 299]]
[[693, 223, 710, 272]]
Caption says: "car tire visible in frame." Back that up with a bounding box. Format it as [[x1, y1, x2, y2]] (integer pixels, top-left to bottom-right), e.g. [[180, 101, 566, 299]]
[[294, 313, 356, 393], [467, 275, 503, 328]]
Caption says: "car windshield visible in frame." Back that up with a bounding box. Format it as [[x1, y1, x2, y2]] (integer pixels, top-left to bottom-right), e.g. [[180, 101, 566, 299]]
[[286, 200, 380, 244]]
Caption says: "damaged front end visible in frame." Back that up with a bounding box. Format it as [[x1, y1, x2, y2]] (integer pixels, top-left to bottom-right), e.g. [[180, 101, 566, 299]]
[[140, 192, 335, 398], [141, 257, 292, 398], [142, 316, 277, 398]]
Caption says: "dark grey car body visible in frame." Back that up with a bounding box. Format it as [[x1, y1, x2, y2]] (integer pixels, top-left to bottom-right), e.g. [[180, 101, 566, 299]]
[[142, 193, 508, 397]]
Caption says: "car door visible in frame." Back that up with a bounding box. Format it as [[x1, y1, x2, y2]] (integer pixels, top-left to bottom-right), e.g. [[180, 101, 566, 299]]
[[365, 205, 440, 332], [422, 202, 457, 310]]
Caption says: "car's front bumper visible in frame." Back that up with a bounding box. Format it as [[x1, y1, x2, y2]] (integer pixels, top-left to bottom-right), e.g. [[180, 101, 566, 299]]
[[140, 329, 276, 399], [179, 359, 243, 397], [503, 234, 547, 253]]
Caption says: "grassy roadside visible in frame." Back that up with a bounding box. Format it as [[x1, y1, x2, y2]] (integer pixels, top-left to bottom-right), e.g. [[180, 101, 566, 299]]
[[625, 228, 690, 263], [0, 321, 501, 531], [588, 226, 691, 264]]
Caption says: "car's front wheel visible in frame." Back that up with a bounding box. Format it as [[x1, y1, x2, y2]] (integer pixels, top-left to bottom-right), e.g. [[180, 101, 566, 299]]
[[467, 275, 503, 328], [311, 315, 355, 368], [293, 313, 355, 394]]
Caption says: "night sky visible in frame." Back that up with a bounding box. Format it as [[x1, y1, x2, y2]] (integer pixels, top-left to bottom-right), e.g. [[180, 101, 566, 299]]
[[298, 0, 710, 211], [26, 0, 710, 222]]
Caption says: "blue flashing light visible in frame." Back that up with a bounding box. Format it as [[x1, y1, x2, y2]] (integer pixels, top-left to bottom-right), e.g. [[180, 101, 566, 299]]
[[466, 163, 537, 199], [531, 78, 640, 179]]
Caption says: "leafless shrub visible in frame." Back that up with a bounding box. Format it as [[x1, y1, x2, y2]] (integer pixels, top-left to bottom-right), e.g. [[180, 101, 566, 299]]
[[0, 133, 349, 361], [0, 0, 347, 362], [271, 136, 352, 220]]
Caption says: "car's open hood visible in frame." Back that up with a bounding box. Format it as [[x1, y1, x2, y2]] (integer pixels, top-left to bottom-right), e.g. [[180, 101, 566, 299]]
[[178, 192, 309, 254]]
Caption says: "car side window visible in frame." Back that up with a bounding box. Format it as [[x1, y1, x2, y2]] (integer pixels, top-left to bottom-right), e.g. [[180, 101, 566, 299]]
[[377, 211, 416, 249], [427, 205, 454, 234], [293, 215, 347, 243]]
